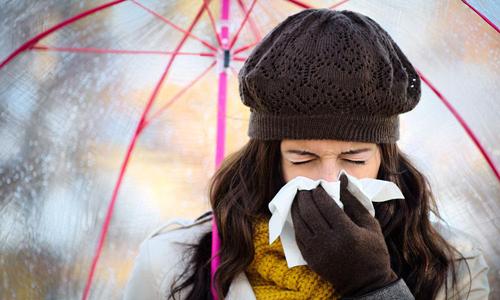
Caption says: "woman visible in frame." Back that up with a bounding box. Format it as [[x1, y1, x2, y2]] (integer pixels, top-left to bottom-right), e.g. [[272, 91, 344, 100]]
[[123, 8, 490, 300]]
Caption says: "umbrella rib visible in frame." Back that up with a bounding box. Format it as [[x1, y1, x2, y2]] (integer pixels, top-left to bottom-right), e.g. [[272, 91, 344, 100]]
[[233, 40, 260, 55], [31, 44, 216, 57], [144, 60, 217, 126], [229, 0, 259, 50], [461, 0, 499, 33], [131, 0, 219, 52], [229, 65, 240, 78], [236, 0, 262, 41], [81, 3, 210, 300], [283, 0, 313, 9], [233, 56, 248, 62], [417, 70, 500, 181], [203, 0, 223, 48], [0, 0, 126, 69], [233, 0, 334, 55], [329, 0, 351, 10]]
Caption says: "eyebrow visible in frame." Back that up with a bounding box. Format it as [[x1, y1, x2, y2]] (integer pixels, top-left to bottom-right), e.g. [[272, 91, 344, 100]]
[[285, 148, 372, 156]]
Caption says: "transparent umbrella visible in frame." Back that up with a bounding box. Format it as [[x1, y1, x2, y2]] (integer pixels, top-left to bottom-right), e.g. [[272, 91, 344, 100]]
[[0, 0, 498, 299]]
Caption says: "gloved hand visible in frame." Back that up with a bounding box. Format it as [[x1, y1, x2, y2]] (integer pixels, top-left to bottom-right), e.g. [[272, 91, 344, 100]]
[[291, 173, 398, 297]]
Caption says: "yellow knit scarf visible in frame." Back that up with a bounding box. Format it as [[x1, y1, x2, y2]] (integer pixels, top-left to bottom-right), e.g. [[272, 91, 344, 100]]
[[245, 216, 340, 300]]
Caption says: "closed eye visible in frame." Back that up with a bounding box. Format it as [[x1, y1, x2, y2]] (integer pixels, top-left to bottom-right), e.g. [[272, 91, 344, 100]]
[[290, 159, 366, 165], [290, 160, 311, 165], [346, 160, 366, 165]]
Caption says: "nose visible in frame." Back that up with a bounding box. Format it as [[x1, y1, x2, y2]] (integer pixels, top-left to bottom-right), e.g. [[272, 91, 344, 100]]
[[319, 160, 340, 182]]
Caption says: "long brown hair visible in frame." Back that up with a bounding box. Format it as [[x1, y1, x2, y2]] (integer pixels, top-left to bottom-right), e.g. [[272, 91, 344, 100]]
[[169, 139, 470, 300]]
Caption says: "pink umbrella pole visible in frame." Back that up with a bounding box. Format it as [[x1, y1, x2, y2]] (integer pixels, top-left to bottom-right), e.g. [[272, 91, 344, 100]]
[[211, 0, 230, 299]]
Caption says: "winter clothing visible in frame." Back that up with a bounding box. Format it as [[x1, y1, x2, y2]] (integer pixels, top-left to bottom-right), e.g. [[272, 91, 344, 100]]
[[290, 174, 402, 297], [123, 213, 490, 300], [238, 8, 421, 143], [246, 216, 338, 299], [124, 7, 490, 300]]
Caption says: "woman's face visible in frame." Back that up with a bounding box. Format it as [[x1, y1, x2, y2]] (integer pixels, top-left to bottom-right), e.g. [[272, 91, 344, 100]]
[[280, 139, 381, 183]]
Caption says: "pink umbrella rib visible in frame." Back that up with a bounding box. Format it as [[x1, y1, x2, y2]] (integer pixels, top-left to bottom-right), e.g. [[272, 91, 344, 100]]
[[233, 56, 248, 62], [81, 3, 211, 300], [284, 0, 349, 10], [203, 0, 224, 48], [417, 70, 500, 181], [283, 0, 313, 9], [144, 60, 217, 126], [229, 65, 240, 78], [0, 0, 126, 69], [231, 0, 349, 56], [330, 0, 351, 10], [229, 0, 259, 50], [233, 40, 260, 55], [236, 0, 262, 41], [462, 0, 499, 33], [31, 45, 216, 57], [131, 0, 219, 52]]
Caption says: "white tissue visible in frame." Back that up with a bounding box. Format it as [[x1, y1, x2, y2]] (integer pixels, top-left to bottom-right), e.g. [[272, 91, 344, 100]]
[[268, 169, 404, 268]]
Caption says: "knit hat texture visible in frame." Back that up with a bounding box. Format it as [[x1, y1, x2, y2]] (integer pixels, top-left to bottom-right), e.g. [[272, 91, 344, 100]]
[[238, 8, 421, 143]]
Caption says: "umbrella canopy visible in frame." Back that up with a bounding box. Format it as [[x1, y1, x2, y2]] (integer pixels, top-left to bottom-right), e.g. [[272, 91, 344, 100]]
[[0, 0, 498, 299]]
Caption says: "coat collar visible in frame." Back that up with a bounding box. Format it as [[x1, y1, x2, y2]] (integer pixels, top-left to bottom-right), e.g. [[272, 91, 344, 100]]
[[226, 271, 256, 299]]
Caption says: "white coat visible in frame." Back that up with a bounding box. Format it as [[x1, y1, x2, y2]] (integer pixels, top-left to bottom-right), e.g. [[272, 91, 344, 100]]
[[123, 215, 490, 300]]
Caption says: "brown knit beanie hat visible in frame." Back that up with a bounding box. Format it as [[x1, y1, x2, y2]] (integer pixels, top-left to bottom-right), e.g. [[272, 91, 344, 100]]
[[238, 8, 421, 143]]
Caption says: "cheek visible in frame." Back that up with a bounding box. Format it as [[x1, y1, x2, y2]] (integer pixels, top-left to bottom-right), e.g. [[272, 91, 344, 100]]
[[346, 164, 379, 179], [347, 153, 381, 179], [281, 161, 296, 182], [281, 160, 314, 182], [353, 157, 381, 179]]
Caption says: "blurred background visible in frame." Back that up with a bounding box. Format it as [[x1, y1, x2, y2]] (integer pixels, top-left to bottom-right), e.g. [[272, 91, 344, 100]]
[[0, 0, 498, 299]]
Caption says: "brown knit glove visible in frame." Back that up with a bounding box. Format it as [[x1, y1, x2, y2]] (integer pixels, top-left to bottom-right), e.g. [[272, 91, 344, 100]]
[[291, 174, 398, 298]]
